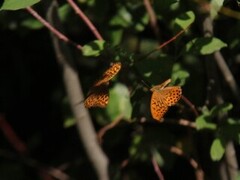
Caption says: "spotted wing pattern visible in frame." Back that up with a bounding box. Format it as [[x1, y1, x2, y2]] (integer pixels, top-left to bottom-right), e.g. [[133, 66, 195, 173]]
[[150, 80, 182, 121], [84, 84, 109, 108], [84, 62, 121, 108], [94, 62, 122, 86]]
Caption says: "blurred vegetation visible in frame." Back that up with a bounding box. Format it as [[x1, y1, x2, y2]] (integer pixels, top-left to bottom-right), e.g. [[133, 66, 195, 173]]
[[0, 0, 240, 179]]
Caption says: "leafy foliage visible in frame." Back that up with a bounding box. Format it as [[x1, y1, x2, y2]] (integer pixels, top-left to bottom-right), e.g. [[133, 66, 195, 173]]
[[0, 0, 40, 10], [0, 0, 240, 179]]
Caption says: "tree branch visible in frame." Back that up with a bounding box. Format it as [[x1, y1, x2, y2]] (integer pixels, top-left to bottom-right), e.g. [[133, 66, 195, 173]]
[[67, 0, 103, 40], [201, 7, 239, 180], [26, 7, 82, 50], [43, 1, 109, 179], [143, 0, 160, 41]]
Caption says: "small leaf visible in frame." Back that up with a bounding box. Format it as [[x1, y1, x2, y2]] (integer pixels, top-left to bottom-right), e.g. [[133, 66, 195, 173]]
[[185, 37, 227, 55], [63, 117, 76, 128], [210, 0, 224, 19], [107, 83, 132, 121], [174, 11, 195, 30], [0, 0, 40, 10], [196, 115, 217, 130], [151, 148, 165, 167], [210, 138, 225, 161], [109, 29, 124, 46], [171, 63, 190, 86], [109, 7, 131, 27], [82, 40, 105, 57], [58, 4, 72, 22], [220, 118, 240, 143], [129, 135, 142, 156], [21, 18, 43, 29], [210, 103, 233, 116]]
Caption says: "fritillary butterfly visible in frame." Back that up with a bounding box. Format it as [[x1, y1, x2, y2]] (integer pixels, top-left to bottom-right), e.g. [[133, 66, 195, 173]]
[[150, 79, 182, 121], [84, 62, 121, 108]]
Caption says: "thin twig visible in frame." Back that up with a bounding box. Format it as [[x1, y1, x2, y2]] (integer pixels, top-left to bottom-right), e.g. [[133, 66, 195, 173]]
[[165, 118, 196, 129], [156, 25, 190, 51], [97, 115, 123, 144], [26, 7, 82, 50], [213, 51, 240, 104], [143, 0, 160, 40], [0, 149, 70, 180], [67, 0, 103, 40], [139, 24, 191, 60], [168, 146, 204, 180], [202, 9, 239, 179], [181, 95, 199, 117], [0, 114, 27, 155], [0, 114, 68, 180], [151, 156, 165, 180]]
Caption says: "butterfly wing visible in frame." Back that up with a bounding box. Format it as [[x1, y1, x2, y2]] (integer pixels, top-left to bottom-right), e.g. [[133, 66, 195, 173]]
[[159, 86, 182, 106], [150, 85, 182, 121], [150, 91, 169, 121], [84, 84, 109, 108], [94, 62, 121, 86], [150, 79, 171, 92]]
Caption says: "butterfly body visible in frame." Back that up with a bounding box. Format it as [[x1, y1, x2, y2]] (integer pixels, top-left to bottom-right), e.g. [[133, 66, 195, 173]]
[[84, 62, 121, 108], [150, 79, 182, 121]]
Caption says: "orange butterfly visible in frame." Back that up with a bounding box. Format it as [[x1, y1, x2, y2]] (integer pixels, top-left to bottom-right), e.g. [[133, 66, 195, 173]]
[[150, 79, 182, 121], [84, 62, 122, 108]]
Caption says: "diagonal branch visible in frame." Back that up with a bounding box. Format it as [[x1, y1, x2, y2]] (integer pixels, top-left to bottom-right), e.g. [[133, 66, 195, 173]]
[[67, 0, 103, 40], [43, 1, 109, 179], [26, 7, 82, 50]]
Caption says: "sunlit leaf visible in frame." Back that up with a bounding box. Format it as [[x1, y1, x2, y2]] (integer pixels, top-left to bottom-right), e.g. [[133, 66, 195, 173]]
[[196, 115, 217, 130], [174, 11, 195, 30], [210, 138, 225, 161], [0, 0, 40, 10], [107, 83, 132, 121], [185, 37, 227, 55], [210, 0, 224, 19], [82, 40, 105, 57]]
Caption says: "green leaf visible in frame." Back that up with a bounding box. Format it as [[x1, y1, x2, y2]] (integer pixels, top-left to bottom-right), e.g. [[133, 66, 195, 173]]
[[174, 11, 195, 30], [196, 115, 217, 130], [151, 148, 165, 167], [58, 4, 72, 22], [210, 138, 225, 161], [210, 103, 233, 116], [0, 0, 40, 10], [220, 118, 240, 143], [107, 83, 132, 121], [210, 0, 224, 19], [82, 40, 105, 57], [129, 134, 142, 156], [109, 29, 124, 46], [185, 37, 227, 55], [171, 63, 190, 86], [109, 7, 131, 28], [21, 18, 43, 29], [63, 117, 76, 128]]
